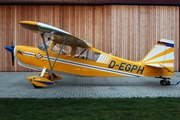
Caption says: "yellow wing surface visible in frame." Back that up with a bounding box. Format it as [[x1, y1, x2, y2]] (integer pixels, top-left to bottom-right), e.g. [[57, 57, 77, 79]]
[[19, 21, 92, 48]]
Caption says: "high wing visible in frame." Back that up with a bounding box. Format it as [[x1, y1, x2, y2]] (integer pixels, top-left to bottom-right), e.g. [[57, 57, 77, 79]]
[[19, 21, 92, 74], [19, 21, 92, 48]]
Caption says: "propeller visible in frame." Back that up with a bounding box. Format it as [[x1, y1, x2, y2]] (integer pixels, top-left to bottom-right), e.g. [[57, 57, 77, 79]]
[[5, 41, 15, 66], [11, 41, 14, 66]]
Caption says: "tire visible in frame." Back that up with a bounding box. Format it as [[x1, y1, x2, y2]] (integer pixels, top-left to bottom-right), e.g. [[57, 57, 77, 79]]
[[33, 84, 43, 89], [160, 80, 167, 86]]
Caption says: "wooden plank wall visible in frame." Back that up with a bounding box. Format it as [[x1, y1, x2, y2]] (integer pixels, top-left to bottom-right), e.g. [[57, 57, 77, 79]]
[[0, 5, 179, 71]]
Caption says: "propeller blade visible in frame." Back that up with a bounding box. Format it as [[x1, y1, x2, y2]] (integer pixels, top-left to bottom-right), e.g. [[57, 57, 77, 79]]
[[11, 41, 14, 66], [11, 50, 14, 66]]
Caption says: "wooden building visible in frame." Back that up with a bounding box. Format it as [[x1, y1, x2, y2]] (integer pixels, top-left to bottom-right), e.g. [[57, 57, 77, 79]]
[[0, 0, 180, 71]]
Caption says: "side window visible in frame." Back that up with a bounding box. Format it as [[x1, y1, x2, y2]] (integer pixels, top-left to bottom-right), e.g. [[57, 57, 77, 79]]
[[86, 50, 100, 61], [74, 47, 87, 59], [52, 44, 72, 56], [74, 47, 100, 61]]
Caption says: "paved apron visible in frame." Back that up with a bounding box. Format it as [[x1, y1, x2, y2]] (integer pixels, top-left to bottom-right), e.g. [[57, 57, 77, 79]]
[[0, 72, 180, 98]]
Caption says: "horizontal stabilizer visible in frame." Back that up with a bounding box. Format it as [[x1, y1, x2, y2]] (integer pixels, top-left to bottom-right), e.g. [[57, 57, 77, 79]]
[[145, 64, 173, 73]]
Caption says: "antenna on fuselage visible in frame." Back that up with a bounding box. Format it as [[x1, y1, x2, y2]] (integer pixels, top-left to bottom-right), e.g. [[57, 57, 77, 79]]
[[110, 45, 121, 56]]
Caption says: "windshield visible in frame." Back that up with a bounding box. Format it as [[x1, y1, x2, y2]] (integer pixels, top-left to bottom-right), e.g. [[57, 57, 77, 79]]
[[38, 40, 53, 51], [52, 44, 72, 56]]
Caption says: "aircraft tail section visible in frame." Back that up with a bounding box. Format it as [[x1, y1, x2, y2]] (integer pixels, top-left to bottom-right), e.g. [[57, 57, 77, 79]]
[[141, 38, 174, 72]]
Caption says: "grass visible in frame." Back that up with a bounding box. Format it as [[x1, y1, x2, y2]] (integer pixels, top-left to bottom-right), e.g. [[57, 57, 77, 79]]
[[0, 98, 180, 120]]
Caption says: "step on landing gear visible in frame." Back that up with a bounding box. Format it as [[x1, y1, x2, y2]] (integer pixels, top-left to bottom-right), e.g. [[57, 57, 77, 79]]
[[155, 76, 171, 86]]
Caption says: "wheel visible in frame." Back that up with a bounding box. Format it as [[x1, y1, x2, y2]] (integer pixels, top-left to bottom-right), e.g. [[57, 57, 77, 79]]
[[160, 80, 167, 86], [166, 81, 171, 85], [33, 84, 43, 89]]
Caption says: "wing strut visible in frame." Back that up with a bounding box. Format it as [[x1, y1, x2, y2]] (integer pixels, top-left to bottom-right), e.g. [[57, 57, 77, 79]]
[[52, 37, 66, 68], [41, 33, 52, 70]]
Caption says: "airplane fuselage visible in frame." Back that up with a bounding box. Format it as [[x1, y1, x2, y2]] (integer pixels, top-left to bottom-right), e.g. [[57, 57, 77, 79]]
[[14, 44, 173, 77]]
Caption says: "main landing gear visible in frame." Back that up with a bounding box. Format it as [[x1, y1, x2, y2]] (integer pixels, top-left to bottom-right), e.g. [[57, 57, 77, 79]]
[[155, 76, 171, 86], [27, 72, 62, 89]]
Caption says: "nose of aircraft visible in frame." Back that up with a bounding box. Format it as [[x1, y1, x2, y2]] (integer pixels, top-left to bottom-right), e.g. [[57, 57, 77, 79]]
[[5, 46, 15, 52]]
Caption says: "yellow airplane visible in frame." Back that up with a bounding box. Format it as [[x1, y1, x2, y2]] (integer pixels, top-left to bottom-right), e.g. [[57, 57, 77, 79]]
[[5, 21, 174, 88]]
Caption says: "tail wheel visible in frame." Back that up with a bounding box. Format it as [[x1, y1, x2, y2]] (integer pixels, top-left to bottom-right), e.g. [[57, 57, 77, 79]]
[[160, 80, 170, 86]]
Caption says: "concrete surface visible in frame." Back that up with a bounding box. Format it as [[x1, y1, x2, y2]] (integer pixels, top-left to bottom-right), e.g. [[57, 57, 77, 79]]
[[0, 72, 180, 98]]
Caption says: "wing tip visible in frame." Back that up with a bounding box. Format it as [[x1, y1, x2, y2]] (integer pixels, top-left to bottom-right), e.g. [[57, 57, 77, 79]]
[[19, 21, 38, 26]]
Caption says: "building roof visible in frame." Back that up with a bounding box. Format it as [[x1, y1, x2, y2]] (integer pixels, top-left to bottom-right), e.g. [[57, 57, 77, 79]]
[[1, 0, 180, 5]]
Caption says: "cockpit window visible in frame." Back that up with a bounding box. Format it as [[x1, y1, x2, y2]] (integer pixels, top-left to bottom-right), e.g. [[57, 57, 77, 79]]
[[38, 40, 53, 51], [52, 44, 72, 56], [74, 47, 100, 61], [38, 38, 72, 56]]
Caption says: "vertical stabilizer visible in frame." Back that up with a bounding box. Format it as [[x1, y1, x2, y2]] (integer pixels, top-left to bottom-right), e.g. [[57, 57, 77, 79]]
[[141, 38, 174, 72]]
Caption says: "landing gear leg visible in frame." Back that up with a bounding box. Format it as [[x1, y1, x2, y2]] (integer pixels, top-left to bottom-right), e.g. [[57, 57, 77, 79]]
[[156, 76, 170, 86]]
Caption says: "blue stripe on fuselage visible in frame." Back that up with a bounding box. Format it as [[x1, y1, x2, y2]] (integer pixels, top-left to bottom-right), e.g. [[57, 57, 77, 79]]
[[44, 56, 142, 77]]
